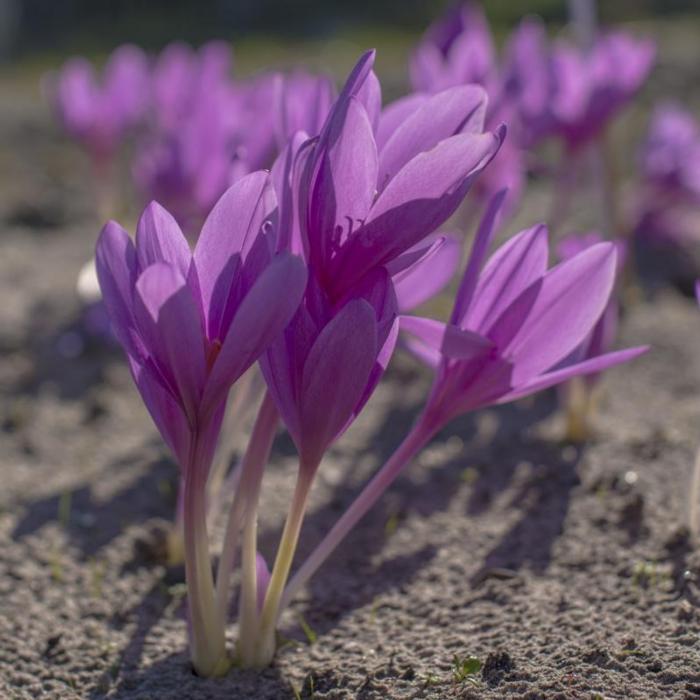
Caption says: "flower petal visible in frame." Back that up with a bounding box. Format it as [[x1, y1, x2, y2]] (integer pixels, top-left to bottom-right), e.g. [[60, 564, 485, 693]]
[[376, 93, 428, 152], [503, 243, 618, 383], [135, 201, 191, 279], [95, 220, 144, 361], [378, 85, 487, 190], [303, 96, 378, 279], [393, 234, 461, 311], [193, 171, 277, 339], [400, 316, 494, 360], [202, 253, 307, 414], [299, 298, 378, 467], [497, 346, 648, 403], [332, 126, 505, 294], [133, 262, 207, 422], [465, 223, 548, 333], [450, 189, 507, 326]]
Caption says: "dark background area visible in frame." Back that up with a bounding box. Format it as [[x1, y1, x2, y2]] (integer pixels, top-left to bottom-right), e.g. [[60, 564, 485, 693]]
[[2, 0, 699, 59]]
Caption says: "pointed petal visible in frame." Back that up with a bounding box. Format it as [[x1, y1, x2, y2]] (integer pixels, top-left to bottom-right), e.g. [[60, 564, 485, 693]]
[[202, 253, 307, 414], [465, 223, 549, 333], [497, 346, 649, 403], [95, 220, 144, 361], [135, 201, 191, 279], [400, 315, 494, 360], [504, 243, 619, 383], [451, 189, 507, 326], [299, 299, 378, 467], [304, 96, 378, 276], [133, 263, 206, 422], [130, 357, 191, 466], [193, 172, 277, 339], [270, 130, 310, 257], [378, 85, 487, 190], [376, 93, 428, 152], [355, 69, 382, 133], [332, 126, 505, 294], [393, 234, 461, 311]]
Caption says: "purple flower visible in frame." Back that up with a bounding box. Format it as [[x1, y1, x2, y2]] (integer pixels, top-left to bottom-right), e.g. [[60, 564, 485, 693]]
[[402, 194, 647, 431], [410, 2, 497, 95], [50, 45, 149, 163], [297, 50, 504, 299], [548, 32, 655, 151], [273, 71, 336, 149], [500, 17, 553, 148], [151, 41, 232, 133], [96, 172, 306, 467], [134, 86, 244, 231], [640, 103, 700, 202], [95, 173, 307, 675]]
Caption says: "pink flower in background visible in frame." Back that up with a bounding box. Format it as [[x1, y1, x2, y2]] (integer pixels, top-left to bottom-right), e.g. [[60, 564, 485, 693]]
[[410, 2, 498, 95], [50, 44, 150, 164]]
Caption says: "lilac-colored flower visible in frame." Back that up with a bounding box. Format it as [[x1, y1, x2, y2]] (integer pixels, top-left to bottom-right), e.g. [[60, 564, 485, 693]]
[[97, 172, 306, 466], [273, 71, 336, 149], [548, 32, 654, 151], [50, 45, 149, 163], [261, 267, 398, 471], [95, 172, 307, 676], [297, 50, 504, 300], [500, 17, 553, 147], [151, 41, 232, 133], [402, 195, 647, 431], [134, 87, 244, 231], [640, 103, 700, 202], [410, 2, 497, 95]]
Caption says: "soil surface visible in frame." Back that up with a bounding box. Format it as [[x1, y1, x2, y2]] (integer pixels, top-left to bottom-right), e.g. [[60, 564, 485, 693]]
[[3, 38, 700, 699]]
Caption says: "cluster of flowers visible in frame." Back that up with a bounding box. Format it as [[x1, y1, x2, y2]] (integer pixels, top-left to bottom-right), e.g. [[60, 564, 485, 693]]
[[94, 41, 647, 673], [49, 41, 335, 228]]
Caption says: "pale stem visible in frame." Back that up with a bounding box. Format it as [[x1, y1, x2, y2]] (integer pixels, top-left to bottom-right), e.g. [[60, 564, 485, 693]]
[[214, 391, 278, 619], [688, 446, 700, 535], [280, 418, 436, 616], [182, 433, 228, 677], [207, 368, 264, 531], [251, 467, 315, 668]]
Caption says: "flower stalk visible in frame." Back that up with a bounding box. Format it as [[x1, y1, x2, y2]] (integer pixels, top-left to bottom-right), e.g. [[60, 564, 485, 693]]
[[281, 417, 436, 611], [182, 431, 228, 677]]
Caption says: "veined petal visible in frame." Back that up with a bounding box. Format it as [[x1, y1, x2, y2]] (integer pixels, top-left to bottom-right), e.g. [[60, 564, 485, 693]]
[[305, 96, 378, 276], [332, 126, 505, 295], [270, 130, 310, 257], [356, 69, 382, 133], [95, 220, 144, 361], [135, 201, 191, 279], [504, 243, 618, 383], [497, 346, 648, 403], [299, 299, 378, 467], [378, 85, 487, 190], [393, 234, 461, 311], [193, 172, 277, 339], [400, 315, 494, 360], [376, 93, 428, 152], [202, 253, 307, 414], [129, 357, 190, 467], [133, 262, 207, 423], [465, 223, 549, 333], [450, 189, 507, 326]]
